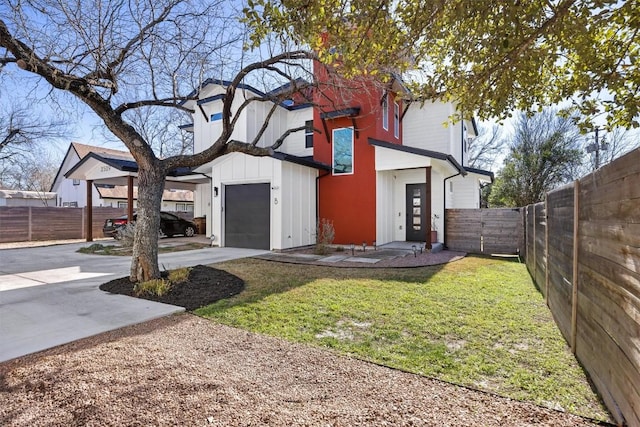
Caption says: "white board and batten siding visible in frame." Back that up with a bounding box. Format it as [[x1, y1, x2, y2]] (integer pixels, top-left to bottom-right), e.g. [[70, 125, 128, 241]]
[[282, 108, 313, 157], [376, 171, 395, 245], [402, 101, 456, 154], [209, 152, 317, 250], [375, 163, 448, 244], [193, 85, 311, 158], [280, 162, 317, 248], [450, 175, 481, 209]]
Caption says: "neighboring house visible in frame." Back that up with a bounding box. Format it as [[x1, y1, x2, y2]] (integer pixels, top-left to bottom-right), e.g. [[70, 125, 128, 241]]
[[95, 185, 194, 211], [0, 189, 56, 207], [51, 142, 194, 211], [184, 67, 493, 250]]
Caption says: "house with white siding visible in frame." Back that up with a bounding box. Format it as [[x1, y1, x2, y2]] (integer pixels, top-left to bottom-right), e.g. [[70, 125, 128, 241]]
[[51, 142, 194, 211], [184, 73, 493, 250]]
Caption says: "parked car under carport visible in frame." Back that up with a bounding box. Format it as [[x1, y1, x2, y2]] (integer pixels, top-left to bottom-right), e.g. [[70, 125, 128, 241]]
[[103, 212, 197, 239]]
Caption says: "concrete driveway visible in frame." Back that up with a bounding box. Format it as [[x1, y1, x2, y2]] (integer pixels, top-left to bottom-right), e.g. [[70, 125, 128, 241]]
[[0, 240, 268, 362]]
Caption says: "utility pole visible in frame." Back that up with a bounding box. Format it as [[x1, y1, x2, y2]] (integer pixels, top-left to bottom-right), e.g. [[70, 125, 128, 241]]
[[586, 127, 607, 170]]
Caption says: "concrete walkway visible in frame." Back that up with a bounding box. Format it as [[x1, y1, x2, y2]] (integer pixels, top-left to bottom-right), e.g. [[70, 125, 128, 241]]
[[0, 240, 268, 362]]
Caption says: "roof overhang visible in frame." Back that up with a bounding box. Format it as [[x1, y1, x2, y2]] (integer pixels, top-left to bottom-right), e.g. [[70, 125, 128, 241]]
[[368, 138, 466, 175], [464, 166, 494, 183], [64, 153, 210, 191], [271, 152, 331, 171]]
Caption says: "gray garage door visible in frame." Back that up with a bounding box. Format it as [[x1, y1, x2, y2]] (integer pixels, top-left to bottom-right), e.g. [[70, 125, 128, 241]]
[[224, 183, 270, 249]]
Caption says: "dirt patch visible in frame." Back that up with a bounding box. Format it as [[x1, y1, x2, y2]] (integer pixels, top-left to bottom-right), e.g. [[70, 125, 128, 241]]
[[99, 265, 244, 310], [0, 315, 604, 426]]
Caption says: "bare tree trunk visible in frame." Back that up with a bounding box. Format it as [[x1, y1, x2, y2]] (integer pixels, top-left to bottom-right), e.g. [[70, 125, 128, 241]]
[[130, 167, 166, 282]]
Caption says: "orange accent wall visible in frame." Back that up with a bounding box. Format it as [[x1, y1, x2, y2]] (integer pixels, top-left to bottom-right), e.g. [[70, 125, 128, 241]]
[[312, 64, 403, 245]]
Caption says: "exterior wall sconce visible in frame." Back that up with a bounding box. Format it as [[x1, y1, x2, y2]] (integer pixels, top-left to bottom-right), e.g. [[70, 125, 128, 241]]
[[350, 243, 355, 256], [213, 186, 219, 197]]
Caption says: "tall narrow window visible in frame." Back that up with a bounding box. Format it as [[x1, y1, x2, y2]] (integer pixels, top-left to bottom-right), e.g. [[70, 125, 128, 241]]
[[382, 95, 389, 130], [393, 102, 400, 139], [305, 120, 314, 148], [332, 127, 354, 175]]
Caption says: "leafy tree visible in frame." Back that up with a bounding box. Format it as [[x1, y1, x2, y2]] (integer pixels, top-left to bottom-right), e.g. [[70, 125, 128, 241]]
[[246, 0, 640, 129], [0, 0, 321, 281], [489, 110, 583, 207]]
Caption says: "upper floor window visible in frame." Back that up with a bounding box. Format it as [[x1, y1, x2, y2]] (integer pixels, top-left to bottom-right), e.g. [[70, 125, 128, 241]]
[[382, 95, 389, 130], [393, 101, 400, 139], [332, 127, 354, 175], [305, 120, 314, 148]]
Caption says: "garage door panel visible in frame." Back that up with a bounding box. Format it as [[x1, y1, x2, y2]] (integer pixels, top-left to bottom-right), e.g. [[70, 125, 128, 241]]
[[225, 183, 270, 249]]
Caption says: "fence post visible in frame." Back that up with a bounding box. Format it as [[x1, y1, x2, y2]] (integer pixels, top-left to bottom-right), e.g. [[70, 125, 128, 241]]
[[533, 205, 537, 286], [544, 195, 549, 305], [571, 180, 580, 354], [28, 206, 32, 241]]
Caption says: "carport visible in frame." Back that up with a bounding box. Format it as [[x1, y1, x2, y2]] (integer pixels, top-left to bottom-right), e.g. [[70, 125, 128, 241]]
[[64, 153, 209, 241]]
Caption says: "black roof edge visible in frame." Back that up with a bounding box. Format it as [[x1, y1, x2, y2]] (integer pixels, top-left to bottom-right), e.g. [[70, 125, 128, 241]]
[[368, 138, 467, 176], [471, 117, 479, 135], [184, 79, 314, 111], [464, 166, 494, 182], [271, 152, 331, 171], [64, 152, 200, 179], [320, 107, 361, 120], [50, 143, 76, 192]]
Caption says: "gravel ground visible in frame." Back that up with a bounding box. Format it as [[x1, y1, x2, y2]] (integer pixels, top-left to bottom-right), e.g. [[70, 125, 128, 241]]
[[1, 314, 604, 426]]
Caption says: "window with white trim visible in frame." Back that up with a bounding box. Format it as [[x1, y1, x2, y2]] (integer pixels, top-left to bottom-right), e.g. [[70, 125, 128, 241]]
[[332, 127, 354, 175], [393, 101, 400, 138], [382, 95, 389, 130], [305, 120, 314, 148], [176, 203, 194, 212]]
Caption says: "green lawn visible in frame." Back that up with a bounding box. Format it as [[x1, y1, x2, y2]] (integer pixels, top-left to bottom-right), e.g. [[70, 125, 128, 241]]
[[196, 255, 610, 422]]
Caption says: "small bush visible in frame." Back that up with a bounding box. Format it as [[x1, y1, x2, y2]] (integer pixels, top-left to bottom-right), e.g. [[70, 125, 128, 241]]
[[314, 218, 335, 255], [168, 267, 191, 284], [134, 278, 171, 296], [117, 223, 136, 248]]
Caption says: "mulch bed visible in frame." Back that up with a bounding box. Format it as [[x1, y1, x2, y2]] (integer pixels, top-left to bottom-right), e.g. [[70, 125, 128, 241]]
[[99, 264, 244, 310]]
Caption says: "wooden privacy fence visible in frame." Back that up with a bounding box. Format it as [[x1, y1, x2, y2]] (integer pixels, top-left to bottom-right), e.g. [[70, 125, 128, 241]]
[[0, 207, 194, 243], [445, 208, 523, 255], [524, 147, 640, 426]]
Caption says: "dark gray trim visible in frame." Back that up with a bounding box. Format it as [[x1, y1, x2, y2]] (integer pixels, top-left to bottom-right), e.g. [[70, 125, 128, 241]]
[[320, 107, 361, 119], [368, 138, 466, 175], [197, 94, 225, 105], [271, 152, 331, 171], [64, 152, 202, 180], [184, 78, 313, 111], [464, 166, 494, 182]]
